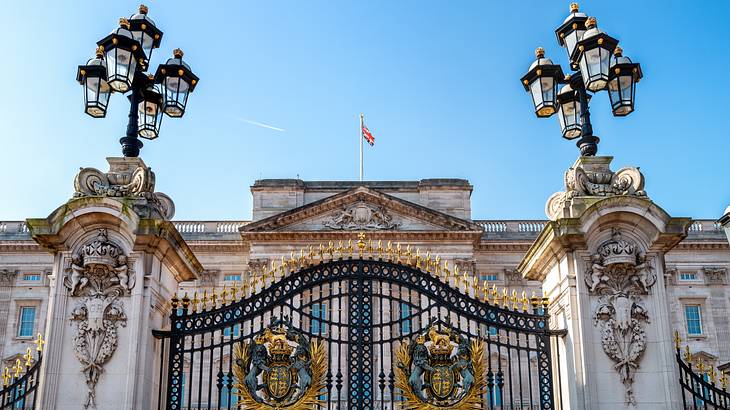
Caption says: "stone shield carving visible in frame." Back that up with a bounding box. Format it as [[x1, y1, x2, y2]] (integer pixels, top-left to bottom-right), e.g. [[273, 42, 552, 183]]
[[233, 316, 327, 409], [585, 228, 655, 405], [64, 229, 133, 410], [324, 202, 400, 230]]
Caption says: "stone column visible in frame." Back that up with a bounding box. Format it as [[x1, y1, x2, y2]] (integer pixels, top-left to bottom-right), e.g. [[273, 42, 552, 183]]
[[27, 157, 202, 410], [518, 156, 691, 410], [0, 270, 18, 360]]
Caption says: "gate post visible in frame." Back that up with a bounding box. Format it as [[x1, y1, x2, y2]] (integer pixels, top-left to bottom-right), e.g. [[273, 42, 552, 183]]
[[518, 156, 690, 410], [27, 157, 201, 410]]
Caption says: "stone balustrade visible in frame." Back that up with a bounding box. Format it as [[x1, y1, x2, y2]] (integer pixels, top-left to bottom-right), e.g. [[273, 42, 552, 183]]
[[0, 219, 724, 240]]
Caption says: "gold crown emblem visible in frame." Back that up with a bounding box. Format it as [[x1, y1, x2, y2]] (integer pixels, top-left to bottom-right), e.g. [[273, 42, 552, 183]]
[[427, 327, 454, 356], [264, 328, 294, 356]]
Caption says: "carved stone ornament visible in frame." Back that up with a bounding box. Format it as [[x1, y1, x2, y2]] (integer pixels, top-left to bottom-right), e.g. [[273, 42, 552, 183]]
[[546, 157, 646, 220], [73, 157, 175, 219], [504, 268, 523, 285], [233, 316, 327, 409], [0, 269, 18, 287], [64, 229, 133, 410], [394, 321, 486, 409], [703, 267, 727, 284], [585, 228, 656, 405], [324, 202, 400, 230]]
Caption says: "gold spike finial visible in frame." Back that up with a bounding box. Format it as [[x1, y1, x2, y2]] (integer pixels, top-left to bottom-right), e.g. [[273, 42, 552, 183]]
[[1, 368, 9, 387], [492, 285, 499, 306], [34, 333, 45, 353], [673, 330, 681, 350], [12, 360, 21, 378], [192, 291, 200, 312], [720, 372, 728, 390], [709, 367, 717, 384], [521, 291, 529, 312], [684, 345, 692, 362], [24, 348, 33, 368]]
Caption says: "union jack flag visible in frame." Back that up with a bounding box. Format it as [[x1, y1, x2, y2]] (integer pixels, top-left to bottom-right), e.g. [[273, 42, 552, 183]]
[[362, 124, 375, 146]]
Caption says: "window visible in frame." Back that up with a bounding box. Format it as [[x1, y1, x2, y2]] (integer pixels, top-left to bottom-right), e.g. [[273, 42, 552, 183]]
[[680, 272, 697, 281], [401, 303, 411, 334], [481, 274, 498, 282], [685, 305, 703, 335], [219, 374, 238, 408], [488, 326, 498, 337], [490, 385, 502, 406], [18, 306, 36, 337], [223, 274, 241, 282], [223, 324, 241, 337], [311, 303, 327, 335], [181, 373, 187, 407], [22, 273, 41, 282]]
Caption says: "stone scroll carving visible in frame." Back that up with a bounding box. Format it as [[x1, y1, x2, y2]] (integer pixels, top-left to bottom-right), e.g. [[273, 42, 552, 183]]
[[546, 159, 646, 220], [73, 158, 175, 220], [324, 202, 400, 230], [585, 228, 656, 405], [64, 229, 133, 410]]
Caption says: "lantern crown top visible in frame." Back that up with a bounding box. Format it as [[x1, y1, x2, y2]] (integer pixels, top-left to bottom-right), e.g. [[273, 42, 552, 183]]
[[570, 3, 579, 13], [585, 16, 597, 29], [535, 47, 545, 58], [119, 17, 130, 29], [95, 46, 104, 58], [614, 46, 623, 57], [173, 48, 184, 58], [139, 4, 148, 14]]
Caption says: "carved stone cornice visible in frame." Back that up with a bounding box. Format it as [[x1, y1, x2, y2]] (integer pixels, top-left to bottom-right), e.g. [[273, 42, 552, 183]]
[[0, 270, 18, 287], [703, 267, 727, 284], [239, 230, 483, 243]]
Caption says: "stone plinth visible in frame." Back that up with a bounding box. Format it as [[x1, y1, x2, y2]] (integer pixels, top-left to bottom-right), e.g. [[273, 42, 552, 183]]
[[520, 157, 691, 410], [26, 158, 201, 410]]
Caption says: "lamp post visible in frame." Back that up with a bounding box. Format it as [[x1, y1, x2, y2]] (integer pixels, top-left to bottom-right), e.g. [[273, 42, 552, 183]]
[[76, 5, 199, 157], [520, 3, 642, 156]]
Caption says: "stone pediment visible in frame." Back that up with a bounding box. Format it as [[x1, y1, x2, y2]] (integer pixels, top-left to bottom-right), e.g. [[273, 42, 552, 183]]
[[241, 186, 482, 236]]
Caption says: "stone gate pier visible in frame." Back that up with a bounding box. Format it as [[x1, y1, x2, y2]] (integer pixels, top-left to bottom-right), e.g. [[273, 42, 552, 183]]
[[26, 157, 201, 410], [519, 156, 691, 409]]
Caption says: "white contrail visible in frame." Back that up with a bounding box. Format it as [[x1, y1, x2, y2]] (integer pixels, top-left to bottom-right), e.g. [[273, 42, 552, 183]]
[[237, 117, 285, 132]]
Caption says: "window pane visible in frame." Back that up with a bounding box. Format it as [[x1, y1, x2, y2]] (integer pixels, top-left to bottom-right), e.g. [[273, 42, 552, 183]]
[[223, 274, 241, 281], [685, 305, 702, 335], [23, 274, 41, 281], [401, 303, 411, 334], [18, 307, 36, 337]]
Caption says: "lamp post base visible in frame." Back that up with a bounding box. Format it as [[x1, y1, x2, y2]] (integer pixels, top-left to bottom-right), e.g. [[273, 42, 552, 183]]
[[576, 135, 599, 156], [119, 136, 143, 157]]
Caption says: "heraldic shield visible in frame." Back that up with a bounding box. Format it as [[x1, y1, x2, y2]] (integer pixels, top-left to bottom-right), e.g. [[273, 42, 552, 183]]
[[394, 322, 486, 409], [233, 316, 327, 409]]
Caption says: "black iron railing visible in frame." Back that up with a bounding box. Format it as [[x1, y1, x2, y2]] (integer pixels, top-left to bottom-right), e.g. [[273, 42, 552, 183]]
[[676, 333, 730, 409], [0, 346, 43, 409]]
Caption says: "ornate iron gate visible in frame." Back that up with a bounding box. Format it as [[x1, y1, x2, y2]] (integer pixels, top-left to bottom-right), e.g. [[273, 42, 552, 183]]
[[675, 332, 730, 409], [155, 240, 557, 409]]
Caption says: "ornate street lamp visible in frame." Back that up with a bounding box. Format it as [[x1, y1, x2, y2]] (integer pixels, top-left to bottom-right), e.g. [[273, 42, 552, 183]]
[[77, 5, 199, 157], [521, 3, 642, 156]]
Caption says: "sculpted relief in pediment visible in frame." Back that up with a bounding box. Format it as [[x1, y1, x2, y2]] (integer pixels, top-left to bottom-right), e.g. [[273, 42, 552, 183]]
[[324, 202, 400, 231]]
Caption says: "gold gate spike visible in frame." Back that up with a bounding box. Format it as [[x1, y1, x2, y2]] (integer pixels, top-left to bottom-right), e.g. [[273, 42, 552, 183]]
[[2, 368, 9, 387], [34, 333, 45, 353], [24, 348, 33, 368]]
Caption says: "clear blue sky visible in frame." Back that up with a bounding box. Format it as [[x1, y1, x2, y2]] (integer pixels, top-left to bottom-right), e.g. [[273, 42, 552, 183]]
[[1, 1, 728, 221]]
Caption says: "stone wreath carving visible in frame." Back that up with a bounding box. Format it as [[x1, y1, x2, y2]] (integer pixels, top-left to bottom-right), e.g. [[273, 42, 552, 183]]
[[546, 161, 646, 220], [64, 229, 133, 410], [324, 202, 399, 230], [73, 163, 175, 220], [585, 228, 655, 405]]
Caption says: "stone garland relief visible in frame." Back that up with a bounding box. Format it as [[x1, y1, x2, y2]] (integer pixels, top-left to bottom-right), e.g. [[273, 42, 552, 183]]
[[64, 229, 133, 410], [584, 228, 656, 405]]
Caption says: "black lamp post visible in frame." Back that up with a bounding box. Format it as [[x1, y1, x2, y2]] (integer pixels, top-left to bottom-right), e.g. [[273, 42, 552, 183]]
[[77, 5, 199, 157], [520, 3, 642, 156]]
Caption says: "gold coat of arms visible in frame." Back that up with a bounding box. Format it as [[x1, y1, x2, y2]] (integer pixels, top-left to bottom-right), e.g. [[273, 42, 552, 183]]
[[233, 317, 327, 409], [394, 324, 485, 409]]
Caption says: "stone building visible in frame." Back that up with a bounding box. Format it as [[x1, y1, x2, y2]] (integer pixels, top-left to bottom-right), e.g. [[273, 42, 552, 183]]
[[0, 155, 728, 409]]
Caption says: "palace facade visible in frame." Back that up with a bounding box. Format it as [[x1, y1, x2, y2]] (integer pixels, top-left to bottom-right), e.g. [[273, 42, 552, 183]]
[[1, 173, 729, 400]]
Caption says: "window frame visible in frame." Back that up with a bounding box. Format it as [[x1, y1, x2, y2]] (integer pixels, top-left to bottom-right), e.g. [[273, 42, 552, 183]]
[[17, 306, 37, 338], [678, 271, 699, 282], [20, 273, 43, 283], [311, 302, 328, 335], [684, 304, 703, 336], [222, 273, 241, 282]]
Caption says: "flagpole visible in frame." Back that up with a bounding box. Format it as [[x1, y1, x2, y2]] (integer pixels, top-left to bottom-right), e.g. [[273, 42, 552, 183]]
[[359, 113, 364, 182]]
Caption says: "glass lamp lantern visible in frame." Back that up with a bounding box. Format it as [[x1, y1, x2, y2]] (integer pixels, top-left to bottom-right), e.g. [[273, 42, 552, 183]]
[[128, 4, 163, 67], [570, 17, 618, 92], [96, 18, 146, 93], [137, 84, 163, 139], [556, 83, 590, 139], [154, 49, 199, 118], [520, 48, 564, 118], [77, 47, 112, 118], [555, 3, 588, 66], [608, 46, 642, 116]]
